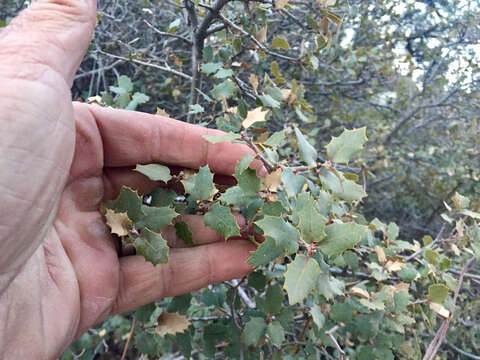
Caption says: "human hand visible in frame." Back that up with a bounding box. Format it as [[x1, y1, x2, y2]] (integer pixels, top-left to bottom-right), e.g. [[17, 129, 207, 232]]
[[0, 1, 258, 358]]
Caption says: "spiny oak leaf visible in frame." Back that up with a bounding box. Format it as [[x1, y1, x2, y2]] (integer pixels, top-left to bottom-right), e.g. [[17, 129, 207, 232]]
[[135, 164, 172, 183], [181, 165, 214, 201], [134, 228, 169, 265], [105, 209, 132, 237], [255, 216, 299, 254], [156, 312, 190, 337], [204, 203, 240, 239], [325, 127, 367, 164], [319, 222, 368, 257], [284, 254, 321, 305]]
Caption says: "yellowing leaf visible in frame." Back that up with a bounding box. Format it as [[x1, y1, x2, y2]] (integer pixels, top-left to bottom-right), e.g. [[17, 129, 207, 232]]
[[375, 245, 386, 264], [350, 286, 370, 299], [272, 36, 291, 50], [156, 312, 190, 336], [275, 0, 290, 9], [105, 209, 132, 236], [264, 168, 283, 192], [429, 303, 450, 319], [256, 26, 267, 43], [242, 107, 269, 129], [249, 74, 259, 93]]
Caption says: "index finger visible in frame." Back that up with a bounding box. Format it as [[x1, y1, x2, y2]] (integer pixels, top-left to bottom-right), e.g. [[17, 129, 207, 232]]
[[81, 103, 265, 176]]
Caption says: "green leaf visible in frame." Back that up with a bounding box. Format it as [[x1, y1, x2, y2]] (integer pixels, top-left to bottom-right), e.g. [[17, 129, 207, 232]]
[[106, 186, 145, 222], [272, 36, 291, 50], [461, 209, 480, 219], [135, 164, 171, 183], [204, 203, 240, 239], [398, 264, 419, 282], [318, 168, 367, 201], [297, 192, 327, 243], [136, 205, 178, 231], [265, 284, 284, 314], [150, 188, 177, 207], [203, 132, 241, 144], [182, 165, 214, 201], [318, 222, 368, 257], [424, 249, 439, 264], [175, 221, 194, 246], [235, 168, 262, 195], [255, 216, 300, 254], [310, 305, 325, 329], [201, 62, 223, 75], [427, 284, 449, 304], [167, 293, 192, 315], [211, 80, 235, 99], [248, 271, 267, 291], [134, 303, 156, 323], [135, 332, 160, 356], [325, 127, 367, 164], [284, 255, 321, 305], [294, 127, 317, 167], [264, 130, 287, 147], [219, 186, 258, 207], [214, 68, 234, 79], [281, 168, 306, 198], [235, 154, 254, 174], [267, 320, 285, 345], [118, 75, 133, 92], [168, 18, 181, 33], [135, 228, 169, 265], [316, 271, 345, 299], [188, 104, 204, 115], [242, 317, 267, 346], [258, 94, 281, 108], [394, 291, 410, 314], [247, 237, 285, 266]]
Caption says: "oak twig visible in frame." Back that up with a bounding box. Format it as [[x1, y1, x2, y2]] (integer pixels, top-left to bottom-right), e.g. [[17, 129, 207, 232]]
[[121, 318, 136, 360], [423, 256, 476, 360]]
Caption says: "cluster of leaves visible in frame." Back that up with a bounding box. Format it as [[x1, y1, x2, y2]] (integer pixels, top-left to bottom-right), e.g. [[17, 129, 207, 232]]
[[48, 0, 479, 358], [90, 118, 478, 360]]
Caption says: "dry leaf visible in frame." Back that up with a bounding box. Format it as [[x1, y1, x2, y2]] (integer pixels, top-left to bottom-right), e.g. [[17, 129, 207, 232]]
[[249, 74, 259, 93], [156, 312, 190, 336], [275, 0, 290, 9], [350, 287, 370, 299], [316, 0, 336, 7], [87, 95, 102, 104], [375, 245, 386, 264], [105, 209, 132, 237], [170, 54, 183, 68], [450, 243, 460, 256], [242, 107, 269, 129], [256, 26, 267, 43], [257, 132, 270, 143], [264, 168, 283, 192], [385, 260, 404, 273], [429, 303, 450, 319], [281, 88, 296, 105], [156, 107, 170, 117]]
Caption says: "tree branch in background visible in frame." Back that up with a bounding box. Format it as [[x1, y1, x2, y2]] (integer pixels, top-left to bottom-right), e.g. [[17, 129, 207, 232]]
[[218, 13, 303, 63], [99, 50, 193, 81], [143, 19, 192, 45]]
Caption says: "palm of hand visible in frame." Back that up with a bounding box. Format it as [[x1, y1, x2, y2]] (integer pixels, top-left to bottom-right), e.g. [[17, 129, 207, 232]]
[[0, 3, 256, 357]]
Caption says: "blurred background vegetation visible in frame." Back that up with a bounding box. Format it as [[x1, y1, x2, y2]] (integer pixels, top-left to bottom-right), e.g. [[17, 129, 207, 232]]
[[1, 0, 479, 359]]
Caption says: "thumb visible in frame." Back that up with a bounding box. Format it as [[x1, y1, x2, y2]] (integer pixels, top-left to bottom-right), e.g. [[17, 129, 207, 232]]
[[0, 0, 97, 85]]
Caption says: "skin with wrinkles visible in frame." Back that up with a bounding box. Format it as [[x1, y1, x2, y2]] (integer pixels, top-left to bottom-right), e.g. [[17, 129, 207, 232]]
[[0, 1, 259, 358]]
